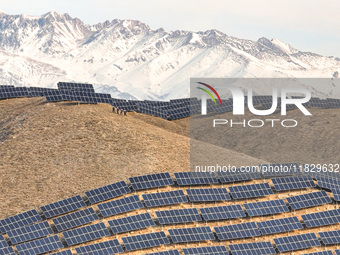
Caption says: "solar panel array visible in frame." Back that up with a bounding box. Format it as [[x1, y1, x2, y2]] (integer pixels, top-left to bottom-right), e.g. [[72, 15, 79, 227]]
[[186, 188, 231, 202], [332, 189, 340, 201], [0, 235, 7, 249], [271, 175, 315, 191], [156, 208, 201, 225], [7, 221, 53, 244], [40, 195, 86, 218], [129, 172, 174, 190], [319, 229, 340, 245], [108, 212, 155, 234], [0, 246, 16, 255], [229, 241, 276, 255], [49, 250, 73, 255], [183, 246, 229, 255], [257, 216, 303, 235], [302, 252, 333, 255], [16, 235, 63, 255], [168, 226, 215, 243], [217, 171, 261, 183], [243, 199, 289, 216], [274, 233, 321, 252], [122, 231, 170, 251], [142, 190, 188, 207], [215, 222, 261, 240], [174, 172, 218, 185], [0, 209, 42, 233], [200, 204, 246, 221], [229, 183, 274, 199], [286, 190, 331, 210], [97, 195, 144, 217], [145, 251, 180, 255], [301, 209, 340, 228], [75, 239, 123, 255]]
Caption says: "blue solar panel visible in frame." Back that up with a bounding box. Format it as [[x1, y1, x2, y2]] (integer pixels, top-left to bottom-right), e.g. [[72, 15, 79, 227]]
[[122, 231, 170, 251], [301, 209, 340, 228], [7, 221, 53, 244], [335, 250, 340, 255], [0, 209, 42, 233], [169, 226, 215, 243], [52, 207, 99, 232], [49, 250, 73, 255], [243, 199, 289, 216], [200, 204, 246, 221], [286, 190, 332, 210], [16, 235, 63, 255], [156, 208, 201, 225], [332, 189, 340, 201], [62, 222, 110, 246], [142, 190, 188, 207], [75, 239, 123, 255], [272, 175, 315, 191], [317, 177, 340, 190], [0, 235, 8, 248], [301, 252, 333, 255], [186, 188, 231, 202], [260, 163, 301, 177], [217, 171, 261, 183], [229, 183, 273, 199], [257, 216, 303, 235], [85, 180, 131, 204], [129, 172, 174, 190], [274, 233, 321, 252], [145, 250, 180, 255], [0, 246, 16, 255], [229, 241, 276, 255], [174, 172, 218, 185], [97, 195, 144, 217], [183, 246, 229, 255], [215, 222, 261, 240], [319, 229, 340, 245], [108, 212, 155, 234], [40, 195, 86, 218]]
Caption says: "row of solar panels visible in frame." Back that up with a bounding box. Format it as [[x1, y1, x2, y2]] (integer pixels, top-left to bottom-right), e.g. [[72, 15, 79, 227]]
[[1, 214, 340, 255]]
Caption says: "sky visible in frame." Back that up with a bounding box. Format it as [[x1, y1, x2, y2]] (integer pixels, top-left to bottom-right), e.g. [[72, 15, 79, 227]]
[[0, 0, 339, 57]]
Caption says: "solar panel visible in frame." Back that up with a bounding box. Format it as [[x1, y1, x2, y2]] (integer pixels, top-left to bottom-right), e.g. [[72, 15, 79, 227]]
[[168, 226, 215, 243], [317, 177, 340, 190], [108, 212, 155, 234], [7, 221, 53, 244], [216, 171, 261, 183], [40, 195, 86, 218], [244, 199, 289, 217], [183, 246, 229, 255], [16, 235, 63, 255], [274, 233, 321, 253], [136, 103, 168, 119], [85, 180, 131, 204], [97, 195, 144, 217], [332, 189, 340, 201], [229, 241, 276, 255], [0, 235, 7, 248], [145, 250, 180, 255], [142, 190, 188, 207], [129, 172, 174, 190], [122, 231, 170, 251], [336, 250, 340, 255], [0, 246, 16, 255], [186, 188, 231, 202], [49, 250, 73, 255], [200, 204, 246, 221], [174, 172, 218, 185], [214, 222, 261, 240], [301, 252, 333, 255], [260, 163, 301, 177], [257, 216, 303, 235], [57, 82, 95, 93], [45, 90, 63, 102], [319, 229, 340, 245], [75, 239, 123, 255], [155, 208, 201, 225], [327, 98, 340, 108], [272, 175, 315, 191], [0, 209, 42, 233], [228, 183, 273, 200], [286, 190, 332, 210], [62, 222, 110, 246], [301, 209, 340, 228], [52, 207, 99, 232]]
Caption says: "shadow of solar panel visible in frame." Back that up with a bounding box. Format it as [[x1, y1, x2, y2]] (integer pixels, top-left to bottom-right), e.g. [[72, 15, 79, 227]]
[[287, 190, 331, 210], [274, 233, 321, 253], [145, 250, 180, 255], [272, 175, 315, 191], [244, 199, 289, 217], [217, 171, 261, 183], [62, 222, 110, 246], [142, 190, 188, 207], [200, 204, 246, 221], [0, 209, 42, 233], [257, 216, 303, 235], [97, 195, 143, 217], [174, 172, 218, 185], [260, 163, 301, 177], [40, 195, 86, 219], [229, 241, 276, 255], [85, 180, 130, 204], [332, 189, 340, 201], [301, 209, 340, 228], [0, 235, 8, 248], [52, 207, 99, 232], [49, 250, 73, 255], [75, 239, 123, 255], [7, 221, 53, 244], [319, 229, 340, 245], [0, 246, 16, 255], [108, 212, 155, 234], [302, 251, 333, 255], [122, 231, 169, 251], [155, 208, 201, 225], [215, 222, 261, 240], [169, 226, 215, 243], [129, 173, 174, 190], [317, 177, 340, 190], [229, 183, 273, 200], [186, 188, 231, 202], [16, 235, 63, 255], [183, 245, 229, 255]]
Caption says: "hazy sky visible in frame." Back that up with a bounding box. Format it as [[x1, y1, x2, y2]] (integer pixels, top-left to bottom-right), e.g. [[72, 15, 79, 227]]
[[1, 0, 339, 57]]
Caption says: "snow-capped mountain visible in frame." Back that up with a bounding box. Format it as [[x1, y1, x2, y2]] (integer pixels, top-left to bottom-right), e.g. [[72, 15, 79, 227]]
[[0, 11, 339, 100]]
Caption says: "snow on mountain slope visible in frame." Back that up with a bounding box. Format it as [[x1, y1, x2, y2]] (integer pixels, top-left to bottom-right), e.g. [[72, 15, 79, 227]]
[[0, 11, 339, 100]]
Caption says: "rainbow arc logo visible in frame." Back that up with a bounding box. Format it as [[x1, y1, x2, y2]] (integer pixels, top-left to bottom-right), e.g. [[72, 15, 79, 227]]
[[196, 82, 223, 106]]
